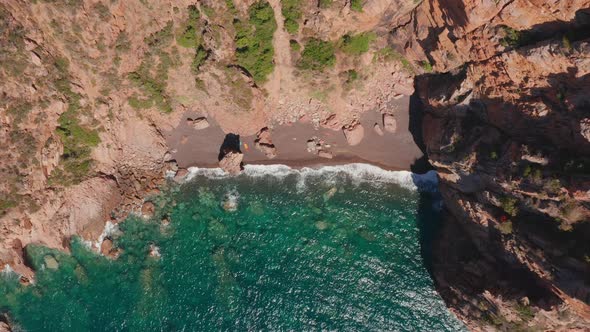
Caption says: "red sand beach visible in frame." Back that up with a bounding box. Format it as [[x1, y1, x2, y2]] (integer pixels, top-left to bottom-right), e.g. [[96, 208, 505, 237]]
[[165, 96, 422, 171]]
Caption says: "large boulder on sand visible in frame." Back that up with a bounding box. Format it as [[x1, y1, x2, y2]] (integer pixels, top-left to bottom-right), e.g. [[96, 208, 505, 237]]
[[255, 127, 277, 159], [343, 122, 364, 146], [374, 123, 384, 136], [383, 114, 397, 133], [192, 117, 210, 130], [219, 151, 243, 175]]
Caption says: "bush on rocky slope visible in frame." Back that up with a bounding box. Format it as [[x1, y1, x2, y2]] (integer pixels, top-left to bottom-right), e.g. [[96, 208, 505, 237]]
[[298, 38, 335, 71], [234, 1, 277, 83], [281, 0, 302, 34]]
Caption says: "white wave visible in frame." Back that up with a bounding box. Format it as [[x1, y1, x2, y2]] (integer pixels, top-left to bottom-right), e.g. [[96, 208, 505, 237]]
[[94, 221, 120, 252], [185, 163, 439, 192]]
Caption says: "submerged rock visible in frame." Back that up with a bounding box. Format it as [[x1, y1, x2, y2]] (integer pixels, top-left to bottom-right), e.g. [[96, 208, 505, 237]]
[[141, 201, 156, 219], [315, 220, 329, 230], [43, 255, 58, 270], [174, 168, 189, 182]]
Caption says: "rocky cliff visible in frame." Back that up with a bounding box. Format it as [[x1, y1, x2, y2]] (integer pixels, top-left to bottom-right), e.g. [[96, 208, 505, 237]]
[[403, 1, 590, 330]]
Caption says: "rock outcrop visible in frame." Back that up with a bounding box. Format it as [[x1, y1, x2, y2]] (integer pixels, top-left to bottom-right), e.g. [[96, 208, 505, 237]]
[[254, 127, 277, 159], [219, 152, 244, 175], [342, 122, 365, 146], [382, 114, 397, 133], [411, 2, 590, 329]]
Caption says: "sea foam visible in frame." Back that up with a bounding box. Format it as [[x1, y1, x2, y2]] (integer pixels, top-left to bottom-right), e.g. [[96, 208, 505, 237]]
[[186, 163, 438, 193]]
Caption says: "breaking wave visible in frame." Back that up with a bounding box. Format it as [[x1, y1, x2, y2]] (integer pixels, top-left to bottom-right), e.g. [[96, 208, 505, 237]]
[[185, 163, 438, 193]]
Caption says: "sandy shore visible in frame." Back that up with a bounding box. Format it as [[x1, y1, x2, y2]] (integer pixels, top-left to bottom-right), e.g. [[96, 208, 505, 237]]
[[165, 96, 422, 171]]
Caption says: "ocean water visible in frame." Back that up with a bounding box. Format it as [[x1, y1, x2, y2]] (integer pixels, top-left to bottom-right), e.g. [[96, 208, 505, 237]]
[[0, 164, 465, 331]]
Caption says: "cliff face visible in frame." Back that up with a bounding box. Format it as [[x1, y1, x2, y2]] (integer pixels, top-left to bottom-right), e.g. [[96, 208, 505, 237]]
[[405, 1, 590, 330]]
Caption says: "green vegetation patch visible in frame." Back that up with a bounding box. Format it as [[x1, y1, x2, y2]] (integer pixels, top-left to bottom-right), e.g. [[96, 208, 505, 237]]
[[298, 38, 335, 71], [176, 5, 202, 48], [319, 0, 333, 9], [499, 26, 530, 48], [281, 0, 302, 34], [127, 52, 175, 113], [233, 1, 277, 83], [500, 196, 519, 217], [339, 32, 375, 55], [350, 0, 363, 12], [52, 58, 100, 186], [289, 39, 300, 52], [145, 21, 174, 49]]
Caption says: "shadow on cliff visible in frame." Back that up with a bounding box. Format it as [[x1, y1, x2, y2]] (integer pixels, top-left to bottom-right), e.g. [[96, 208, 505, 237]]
[[411, 47, 590, 320]]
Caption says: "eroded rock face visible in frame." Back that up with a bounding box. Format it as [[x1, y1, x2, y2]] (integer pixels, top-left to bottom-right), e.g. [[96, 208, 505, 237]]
[[415, 16, 590, 329]]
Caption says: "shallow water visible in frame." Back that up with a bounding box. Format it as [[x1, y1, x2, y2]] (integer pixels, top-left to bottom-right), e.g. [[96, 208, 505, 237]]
[[0, 166, 464, 331]]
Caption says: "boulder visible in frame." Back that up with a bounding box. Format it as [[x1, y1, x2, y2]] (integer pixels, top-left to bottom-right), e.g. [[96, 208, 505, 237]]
[[321, 114, 341, 131], [100, 238, 114, 256], [0, 321, 10, 332], [373, 123, 384, 136], [318, 150, 333, 159], [581, 118, 590, 143], [192, 117, 210, 130], [141, 201, 155, 218], [219, 151, 243, 175], [255, 127, 277, 159], [343, 122, 364, 146], [174, 168, 189, 182], [383, 114, 397, 133], [43, 255, 59, 269]]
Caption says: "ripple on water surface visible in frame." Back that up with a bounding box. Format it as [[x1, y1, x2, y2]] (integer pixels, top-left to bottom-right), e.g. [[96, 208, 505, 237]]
[[0, 165, 465, 331]]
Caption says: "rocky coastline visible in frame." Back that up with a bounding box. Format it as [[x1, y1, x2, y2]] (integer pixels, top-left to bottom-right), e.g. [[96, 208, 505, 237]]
[[1, 0, 589, 330]]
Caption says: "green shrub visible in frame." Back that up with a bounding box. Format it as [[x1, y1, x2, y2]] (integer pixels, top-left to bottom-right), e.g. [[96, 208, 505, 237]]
[[345, 69, 358, 82], [350, 0, 363, 12], [339, 32, 375, 55], [289, 39, 300, 51], [420, 60, 433, 72], [497, 221, 513, 235], [500, 196, 519, 217], [127, 52, 174, 113], [374, 47, 414, 72], [51, 58, 100, 185], [145, 21, 173, 49], [176, 5, 202, 48], [499, 26, 529, 48], [281, 0, 301, 34], [192, 45, 209, 73], [298, 38, 335, 71], [234, 1, 277, 83], [319, 0, 333, 8]]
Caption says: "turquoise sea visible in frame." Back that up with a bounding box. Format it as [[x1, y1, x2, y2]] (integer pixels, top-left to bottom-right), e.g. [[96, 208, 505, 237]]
[[0, 164, 465, 331]]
